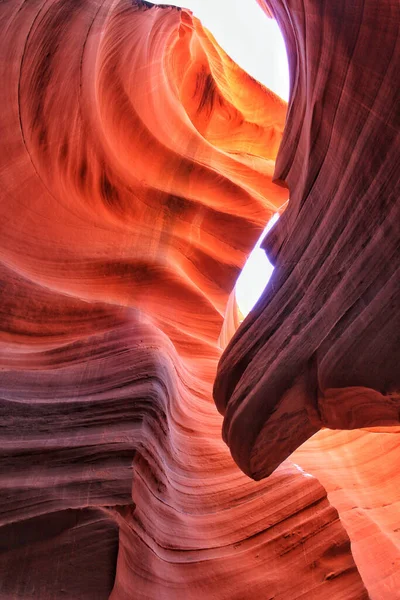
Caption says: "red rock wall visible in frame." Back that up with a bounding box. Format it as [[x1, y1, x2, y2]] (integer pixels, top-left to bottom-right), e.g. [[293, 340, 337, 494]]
[[215, 0, 400, 597], [0, 0, 396, 598], [215, 0, 400, 478]]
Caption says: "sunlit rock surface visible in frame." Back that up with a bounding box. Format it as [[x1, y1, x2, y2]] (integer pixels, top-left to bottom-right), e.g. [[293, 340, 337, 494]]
[[0, 0, 395, 598], [293, 428, 400, 600]]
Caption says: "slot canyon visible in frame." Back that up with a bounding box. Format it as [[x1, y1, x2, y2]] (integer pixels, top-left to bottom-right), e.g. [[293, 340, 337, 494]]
[[0, 0, 399, 598]]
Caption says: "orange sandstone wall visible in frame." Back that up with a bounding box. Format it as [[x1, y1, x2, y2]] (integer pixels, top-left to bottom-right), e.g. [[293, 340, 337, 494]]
[[0, 0, 395, 598]]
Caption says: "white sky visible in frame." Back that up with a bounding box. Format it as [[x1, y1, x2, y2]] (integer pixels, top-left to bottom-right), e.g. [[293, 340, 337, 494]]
[[148, 0, 289, 101], [149, 0, 289, 316], [235, 213, 279, 316]]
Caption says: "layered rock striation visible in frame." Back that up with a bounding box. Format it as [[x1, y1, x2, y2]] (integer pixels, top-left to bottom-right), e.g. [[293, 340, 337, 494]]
[[215, 0, 400, 479], [0, 0, 397, 598], [214, 0, 400, 597]]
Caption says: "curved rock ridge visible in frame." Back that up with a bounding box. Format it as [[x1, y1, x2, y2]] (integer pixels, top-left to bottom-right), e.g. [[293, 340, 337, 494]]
[[1, 0, 286, 341], [214, 0, 400, 596], [0, 312, 367, 600], [214, 0, 400, 477], [0, 0, 369, 598]]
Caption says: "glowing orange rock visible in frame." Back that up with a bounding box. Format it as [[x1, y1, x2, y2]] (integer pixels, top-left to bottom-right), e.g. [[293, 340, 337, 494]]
[[293, 428, 400, 599], [0, 0, 372, 598]]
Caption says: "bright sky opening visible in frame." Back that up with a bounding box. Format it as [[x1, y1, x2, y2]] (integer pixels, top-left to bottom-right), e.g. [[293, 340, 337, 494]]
[[235, 213, 279, 316], [148, 0, 289, 101], [148, 0, 289, 317]]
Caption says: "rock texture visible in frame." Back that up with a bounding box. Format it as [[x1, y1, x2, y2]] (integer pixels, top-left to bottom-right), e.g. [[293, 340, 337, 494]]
[[215, 0, 400, 480], [214, 0, 400, 597], [0, 0, 395, 598], [293, 427, 400, 600]]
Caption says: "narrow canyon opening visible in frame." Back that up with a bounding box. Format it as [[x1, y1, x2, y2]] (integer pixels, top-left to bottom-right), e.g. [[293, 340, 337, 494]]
[[235, 212, 279, 317], [2, 1, 398, 598], [149, 0, 289, 319], [148, 0, 289, 102]]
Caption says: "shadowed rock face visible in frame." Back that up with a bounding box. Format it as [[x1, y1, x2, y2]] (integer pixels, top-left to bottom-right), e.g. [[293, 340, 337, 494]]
[[213, 0, 400, 596], [214, 0, 400, 490], [0, 0, 396, 598]]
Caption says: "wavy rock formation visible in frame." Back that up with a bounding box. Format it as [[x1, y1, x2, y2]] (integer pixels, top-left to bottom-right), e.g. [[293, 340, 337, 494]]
[[215, 0, 400, 478], [214, 0, 400, 597], [0, 0, 394, 598]]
